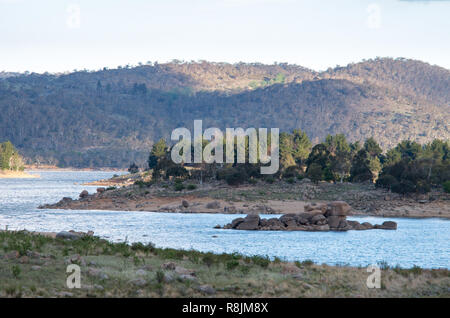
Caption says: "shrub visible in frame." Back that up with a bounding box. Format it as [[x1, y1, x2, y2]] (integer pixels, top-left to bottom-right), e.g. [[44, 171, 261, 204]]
[[265, 176, 275, 184], [416, 180, 431, 194], [202, 254, 215, 267], [186, 184, 197, 190], [286, 177, 295, 184], [443, 181, 450, 193], [174, 183, 185, 191], [11, 265, 21, 278], [391, 180, 415, 195], [376, 174, 397, 189], [128, 163, 139, 174], [217, 167, 249, 186], [166, 166, 188, 179], [226, 260, 240, 271], [156, 270, 165, 284], [251, 255, 270, 268]]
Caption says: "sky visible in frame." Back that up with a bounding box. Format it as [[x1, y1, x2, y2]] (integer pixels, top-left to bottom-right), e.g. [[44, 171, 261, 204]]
[[0, 0, 449, 73]]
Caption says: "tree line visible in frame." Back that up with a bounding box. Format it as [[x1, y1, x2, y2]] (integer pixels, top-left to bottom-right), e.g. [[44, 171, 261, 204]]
[[0, 141, 24, 171]]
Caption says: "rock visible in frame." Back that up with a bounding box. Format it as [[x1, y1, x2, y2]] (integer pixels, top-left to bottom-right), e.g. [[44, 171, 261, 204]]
[[4, 251, 19, 259], [325, 201, 351, 216], [88, 268, 109, 280], [136, 269, 147, 276], [197, 285, 216, 295], [380, 221, 397, 230], [231, 218, 245, 228], [337, 219, 351, 231], [178, 274, 197, 282], [236, 214, 260, 230], [213, 224, 221, 229], [175, 266, 195, 276], [79, 190, 89, 198], [313, 224, 330, 231], [292, 273, 303, 280], [299, 178, 311, 184], [56, 231, 81, 240], [161, 262, 176, 270], [304, 203, 327, 213], [206, 201, 221, 209], [279, 214, 297, 226], [311, 214, 326, 224], [94, 284, 104, 291], [347, 220, 360, 229], [182, 200, 189, 208], [361, 222, 373, 229], [31, 265, 42, 271], [96, 187, 105, 193], [57, 292, 74, 297], [130, 278, 147, 287], [327, 215, 345, 228], [163, 272, 175, 283], [280, 214, 298, 228]]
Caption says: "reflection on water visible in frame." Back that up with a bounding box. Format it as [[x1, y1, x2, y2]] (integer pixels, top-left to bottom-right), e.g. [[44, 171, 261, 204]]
[[0, 171, 449, 268]]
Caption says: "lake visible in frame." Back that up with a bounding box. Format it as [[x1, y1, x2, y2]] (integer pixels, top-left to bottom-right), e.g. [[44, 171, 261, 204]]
[[0, 171, 449, 269]]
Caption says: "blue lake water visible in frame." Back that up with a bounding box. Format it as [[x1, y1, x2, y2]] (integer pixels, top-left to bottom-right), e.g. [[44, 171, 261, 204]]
[[0, 171, 449, 269]]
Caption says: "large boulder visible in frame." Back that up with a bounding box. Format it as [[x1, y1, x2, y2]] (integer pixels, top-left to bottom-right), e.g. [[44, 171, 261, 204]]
[[313, 224, 330, 231], [279, 214, 297, 227], [361, 222, 374, 229], [376, 221, 397, 230], [304, 203, 327, 213], [326, 215, 345, 228], [231, 217, 245, 229], [56, 231, 81, 240], [325, 201, 351, 216], [79, 190, 89, 198], [311, 214, 326, 225], [264, 218, 284, 230], [236, 214, 260, 230]]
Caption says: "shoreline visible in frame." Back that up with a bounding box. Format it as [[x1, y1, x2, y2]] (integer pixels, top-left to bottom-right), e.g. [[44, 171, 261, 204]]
[[0, 170, 40, 179], [40, 192, 450, 219]]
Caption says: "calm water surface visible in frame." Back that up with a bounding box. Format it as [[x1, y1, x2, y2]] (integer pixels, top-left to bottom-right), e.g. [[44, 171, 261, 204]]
[[0, 171, 449, 268]]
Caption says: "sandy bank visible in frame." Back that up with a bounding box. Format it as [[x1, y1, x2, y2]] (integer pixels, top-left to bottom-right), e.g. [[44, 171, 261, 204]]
[[0, 170, 40, 179]]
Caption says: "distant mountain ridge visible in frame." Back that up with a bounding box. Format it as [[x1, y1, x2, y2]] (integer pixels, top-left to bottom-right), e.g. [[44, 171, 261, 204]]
[[0, 57, 448, 168]]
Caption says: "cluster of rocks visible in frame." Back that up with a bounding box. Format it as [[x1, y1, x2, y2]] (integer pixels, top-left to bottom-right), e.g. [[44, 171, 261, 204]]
[[220, 201, 397, 231], [39, 188, 108, 209]]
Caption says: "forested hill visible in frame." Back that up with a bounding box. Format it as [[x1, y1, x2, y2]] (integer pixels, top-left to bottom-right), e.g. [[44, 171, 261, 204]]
[[0, 58, 449, 168]]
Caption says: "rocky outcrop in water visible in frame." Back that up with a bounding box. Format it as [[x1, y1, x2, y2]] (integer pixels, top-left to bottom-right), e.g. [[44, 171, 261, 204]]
[[220, 201, 397, 231]]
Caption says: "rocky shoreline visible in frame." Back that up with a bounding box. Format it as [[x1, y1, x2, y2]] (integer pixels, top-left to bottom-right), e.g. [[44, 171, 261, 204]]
[[38, 181, 450, 219], [219, 201, 397, 231]]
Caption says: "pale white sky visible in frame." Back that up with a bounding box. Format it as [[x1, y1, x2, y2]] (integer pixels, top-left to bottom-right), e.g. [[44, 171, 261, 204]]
[[0, 0, 449, 73]]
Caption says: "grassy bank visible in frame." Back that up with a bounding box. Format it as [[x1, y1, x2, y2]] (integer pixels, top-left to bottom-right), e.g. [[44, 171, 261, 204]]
[[0, 231, 449, 298]]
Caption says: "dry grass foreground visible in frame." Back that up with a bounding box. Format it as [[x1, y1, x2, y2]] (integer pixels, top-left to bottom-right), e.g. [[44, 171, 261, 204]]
[[0, 230, 449, 298]]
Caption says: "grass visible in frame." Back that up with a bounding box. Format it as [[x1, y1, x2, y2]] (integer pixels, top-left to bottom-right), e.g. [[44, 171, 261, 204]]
[[0, 230, 449, 298]]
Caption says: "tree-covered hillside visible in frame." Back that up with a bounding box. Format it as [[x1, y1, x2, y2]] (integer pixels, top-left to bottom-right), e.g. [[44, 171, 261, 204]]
[[0, 58, 448, 168]]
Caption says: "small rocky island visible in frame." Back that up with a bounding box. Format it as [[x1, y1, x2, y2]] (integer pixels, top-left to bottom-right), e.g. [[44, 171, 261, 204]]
[[219, 201, 397, 231]]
